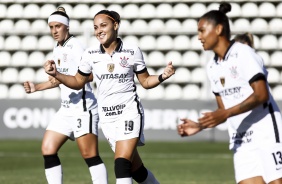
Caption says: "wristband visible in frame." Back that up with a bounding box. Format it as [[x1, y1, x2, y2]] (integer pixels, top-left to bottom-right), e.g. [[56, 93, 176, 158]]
[[158, 74, 164, 83]]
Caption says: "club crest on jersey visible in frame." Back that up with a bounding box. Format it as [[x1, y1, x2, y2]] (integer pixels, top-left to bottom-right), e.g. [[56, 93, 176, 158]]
[[119, 56, 129, 67], [58, 59, 60, 66], [107, 63, 115, 73], [220, 77, 225, 87], [230, 66, 238, 78]]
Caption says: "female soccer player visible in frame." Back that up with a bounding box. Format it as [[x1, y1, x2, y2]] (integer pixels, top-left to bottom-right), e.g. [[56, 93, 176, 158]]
[[44, 10, 175, 184], [177, 2, 282, 184], [23, 7, 107, 184]]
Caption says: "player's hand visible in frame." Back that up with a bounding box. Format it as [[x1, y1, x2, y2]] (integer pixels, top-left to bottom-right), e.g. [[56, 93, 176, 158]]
[[44, 60, 57, 77], [23, 81, 35, 93], [177, 118, 202, 137], [198, 109, 228, 129], [48, 76, 61, 86], [162, 61, 175, 80]]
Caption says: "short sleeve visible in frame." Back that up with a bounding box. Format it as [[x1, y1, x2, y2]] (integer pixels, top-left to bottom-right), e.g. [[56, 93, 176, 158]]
[[78, 50, 92, 76], [134, 47, 146, 74], [238, 47, 265, 84]]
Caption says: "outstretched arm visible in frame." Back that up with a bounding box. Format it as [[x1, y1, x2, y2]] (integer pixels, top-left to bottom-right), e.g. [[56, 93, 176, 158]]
[[177, 118, 202, 137], [23, 80, 59, 94], [44, 60, 89, 90], [137, 61, 175, 89], [199, 79, 268, 128]]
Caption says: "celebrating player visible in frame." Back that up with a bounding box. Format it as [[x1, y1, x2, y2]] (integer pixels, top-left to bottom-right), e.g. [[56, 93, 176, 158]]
[[23, 7, 108, 184], [44, 10, 175, 184], [178, 2, 282, 184]]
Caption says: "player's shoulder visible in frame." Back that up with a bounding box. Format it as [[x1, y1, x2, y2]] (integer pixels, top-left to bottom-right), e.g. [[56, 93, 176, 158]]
[[120, 40, 141, 57], [232, 42, 254, 54], [84, 43, 101, 54], [65, 36, 86, 50]]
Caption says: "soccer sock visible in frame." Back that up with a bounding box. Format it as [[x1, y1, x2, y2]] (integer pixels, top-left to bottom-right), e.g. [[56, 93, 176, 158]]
[[85, 156, 108, 184], [44, 154, 63, 184], [115, 158, 133, 184], [132, 164, 159, 184]]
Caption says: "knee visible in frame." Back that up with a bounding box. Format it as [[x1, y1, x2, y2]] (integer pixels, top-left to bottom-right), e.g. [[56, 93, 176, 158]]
[[41, 143, 57, 155], [115, 158, 132, 178]]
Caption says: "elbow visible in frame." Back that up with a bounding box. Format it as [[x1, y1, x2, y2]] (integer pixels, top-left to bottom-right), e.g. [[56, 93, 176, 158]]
[[74, 85, 83, 90], [256, 92, 269, 105], [261, 93, 269, 104]]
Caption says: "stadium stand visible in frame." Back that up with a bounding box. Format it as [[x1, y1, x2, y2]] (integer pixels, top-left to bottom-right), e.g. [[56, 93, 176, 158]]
[[164, 84, 183, 100], [0, 1, 281, 100], [182, 84, 200, 99], [11, 52, 28, 67], [27, 51, 45, 67], [0, 4, 6, 18], [1, 68, 18, 83], [241, 2, 258, 17], [0, 51, 11, 67], [8, 84, 26, 99], [0, 84, 9, 99], [172, 3, 189, 18], [23, 4, 40, 18], [0, 19, 14, 33], [21, 36, 38, 50], [18, 68, 36, 83]]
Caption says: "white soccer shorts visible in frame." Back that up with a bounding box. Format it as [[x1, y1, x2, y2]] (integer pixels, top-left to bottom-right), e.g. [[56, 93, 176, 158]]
[[47, 108, 99, 141], [234, 143, 282, 183], [100, 111, 145, 152]]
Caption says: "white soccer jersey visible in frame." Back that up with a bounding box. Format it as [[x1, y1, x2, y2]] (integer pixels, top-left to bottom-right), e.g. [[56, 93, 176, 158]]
[[78, 38, 145, 122], [52, 35, 97, 115], [207, 41, 282, 151]]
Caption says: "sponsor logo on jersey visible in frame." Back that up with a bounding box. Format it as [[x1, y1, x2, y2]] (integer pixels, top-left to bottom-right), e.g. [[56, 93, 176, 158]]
[[219, 87, 241, 97], [220, 77, 225, 87], [232, 130, 253, 145], [88, 50, 101, 54], [102, 104, 126, 116], [120, 56, 129, 67], [121, 49, 134, 55], [230, 66, 238, 78], [107, 63, 115, 73], [57, 68, 69, 74]]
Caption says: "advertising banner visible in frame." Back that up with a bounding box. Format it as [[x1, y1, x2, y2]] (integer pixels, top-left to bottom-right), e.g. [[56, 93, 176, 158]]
[[3, 99, 278, 142]]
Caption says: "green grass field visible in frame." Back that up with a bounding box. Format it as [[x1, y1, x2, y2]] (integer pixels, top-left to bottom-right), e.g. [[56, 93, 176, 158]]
[[0, 140, 235, 184]]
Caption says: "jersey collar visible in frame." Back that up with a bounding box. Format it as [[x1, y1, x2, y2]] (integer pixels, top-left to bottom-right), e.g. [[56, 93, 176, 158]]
[[99, 38, 123, 54], [213, 40, 235, 63], [56, 34, 74, 47]]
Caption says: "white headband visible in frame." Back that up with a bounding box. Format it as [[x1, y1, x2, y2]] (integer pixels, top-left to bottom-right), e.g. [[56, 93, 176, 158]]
[[48, 14, 69, 26]]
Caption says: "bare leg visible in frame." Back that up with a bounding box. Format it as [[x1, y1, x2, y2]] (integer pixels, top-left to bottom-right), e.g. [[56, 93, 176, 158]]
[[41, 130, 68, 184], [239, 176, 265, 184], [77, 134, 108, 184], [114, 138, 139, 184], [269, 178, 282, 184]]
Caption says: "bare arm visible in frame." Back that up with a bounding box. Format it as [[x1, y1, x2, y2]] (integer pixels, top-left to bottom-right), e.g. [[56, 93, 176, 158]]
[[226, 79, 268, 117], [137, 61, 175, 89], [199, 79, 268, 128], [23, 80, 58, 93], [44, 60, 89, 90]]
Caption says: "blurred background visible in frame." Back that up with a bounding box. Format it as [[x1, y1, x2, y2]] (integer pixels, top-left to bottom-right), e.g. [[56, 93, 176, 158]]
[[1, 0, 282, 141]]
